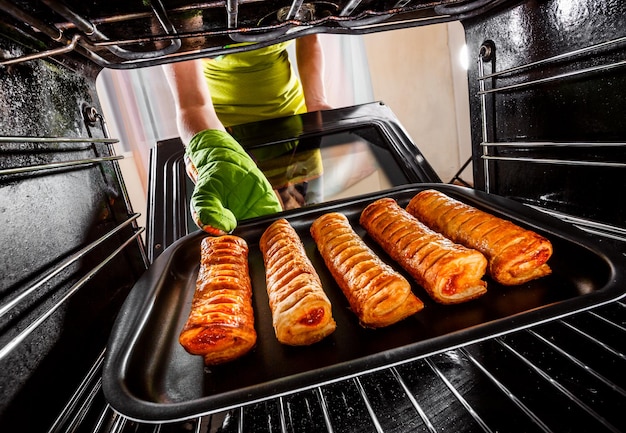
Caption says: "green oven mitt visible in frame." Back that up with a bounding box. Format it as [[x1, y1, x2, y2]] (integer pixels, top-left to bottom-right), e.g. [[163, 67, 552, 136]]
[[185, 129, 282, 235]]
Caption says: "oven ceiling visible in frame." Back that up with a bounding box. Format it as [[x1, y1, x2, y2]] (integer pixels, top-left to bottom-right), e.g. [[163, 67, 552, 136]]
[[0, 0, 516, 69]]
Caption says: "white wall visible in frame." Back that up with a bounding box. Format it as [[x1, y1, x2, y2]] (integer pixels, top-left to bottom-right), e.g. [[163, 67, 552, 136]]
[[362, 22, 473, 184]]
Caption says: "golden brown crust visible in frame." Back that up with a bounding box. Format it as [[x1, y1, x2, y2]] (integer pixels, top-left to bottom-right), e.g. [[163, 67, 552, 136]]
[[311, 212, 424, 327], [359, 198, 488, 304], [179, 235, 257, 365], [259, 218, 336, 345], [406, 189, 552, 285]]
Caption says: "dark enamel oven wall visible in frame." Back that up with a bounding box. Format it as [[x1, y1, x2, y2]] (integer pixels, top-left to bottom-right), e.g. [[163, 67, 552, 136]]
[[464, 0, 626, 228], [0, 37, 147, 431]]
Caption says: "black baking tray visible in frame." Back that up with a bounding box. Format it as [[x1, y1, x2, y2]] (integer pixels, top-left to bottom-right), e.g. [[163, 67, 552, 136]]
[[102, 184, 626, 422]]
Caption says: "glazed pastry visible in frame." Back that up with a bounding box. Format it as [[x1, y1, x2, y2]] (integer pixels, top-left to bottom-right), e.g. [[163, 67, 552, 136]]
[[260, 218, 336, 345], [311, 212, 424, 327], [360, 198, 488, 304], [406, 189, 552, 285], [179, 235, 257, 366]]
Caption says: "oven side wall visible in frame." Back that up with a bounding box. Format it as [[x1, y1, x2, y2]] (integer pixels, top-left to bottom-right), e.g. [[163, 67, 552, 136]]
[[0, 37, 147, 431], [463, 0, 626, 229]]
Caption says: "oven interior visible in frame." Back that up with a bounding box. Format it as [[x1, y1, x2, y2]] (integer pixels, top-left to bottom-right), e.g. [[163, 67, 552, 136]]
[[1, 0, 626, 432]]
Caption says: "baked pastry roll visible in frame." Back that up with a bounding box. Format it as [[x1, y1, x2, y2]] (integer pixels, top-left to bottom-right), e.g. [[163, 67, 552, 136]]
[[360, 198, 488, 304], [179, 235, 257, 366], [406, 189, 552, 285], [260, 218, 336, 345], [311, 212, 424, 327]]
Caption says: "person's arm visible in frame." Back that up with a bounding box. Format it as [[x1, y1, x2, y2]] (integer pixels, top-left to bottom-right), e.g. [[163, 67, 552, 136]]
[[162, 58, 282, 235], [162, 59, 226, 145], [295, 34, 332, 112]]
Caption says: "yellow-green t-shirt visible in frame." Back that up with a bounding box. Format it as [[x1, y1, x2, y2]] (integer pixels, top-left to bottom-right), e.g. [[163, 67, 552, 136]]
[[203, 42, 307, 127]]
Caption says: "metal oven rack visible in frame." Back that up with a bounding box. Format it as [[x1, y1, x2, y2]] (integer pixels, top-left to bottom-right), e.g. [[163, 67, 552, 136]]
[[0, 108, 149, 431], [474, 32, 626, 240], [0, 0, 511, 68], [477, 35, 626, 193], [78, 267, 626, 433]]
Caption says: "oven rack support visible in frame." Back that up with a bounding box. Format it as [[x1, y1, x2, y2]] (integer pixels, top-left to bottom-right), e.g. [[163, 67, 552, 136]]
[[0, 225, 144, 362], [0, 153, 122, 176], [0, 0, 507, 68], [0, 131, 145, 256], [0, 215, 140, 321], [82, 104, 142, 232], [0, 128, 148, 427], [476, 34, 626, 192], [0, 128, 148, 356]]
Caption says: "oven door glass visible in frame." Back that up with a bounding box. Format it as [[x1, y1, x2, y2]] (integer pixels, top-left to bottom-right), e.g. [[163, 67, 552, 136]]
[[182, 126, 410, 231], [149, 103, 440, 260]]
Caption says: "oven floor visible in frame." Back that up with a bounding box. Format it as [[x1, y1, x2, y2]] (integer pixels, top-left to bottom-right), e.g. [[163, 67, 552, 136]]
[[58, 294, 624, 433], [83, 211, 626, 433]]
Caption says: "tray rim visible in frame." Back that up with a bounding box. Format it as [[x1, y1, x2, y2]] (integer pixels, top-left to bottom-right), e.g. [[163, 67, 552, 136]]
[[102, 183, 626, 423]]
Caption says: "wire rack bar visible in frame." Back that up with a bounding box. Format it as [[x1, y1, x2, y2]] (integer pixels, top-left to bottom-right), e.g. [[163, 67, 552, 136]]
[[588, 310, 626, 333], [353, 377, 385, 433], [526, 328, 626, 397], [528, 206, 626, 243], [480, 155, 626, 168], [424, 356, 494, 433], [495, 336, 621, 433], [478, 59, 626, 95], [481, 141, 626, 148], [478, 35, 626, 82], [316, 387, 335, 433], [0, 214, 141, 320], [558, 319, 626, 361], [0, 155, 123, 176], [460, 347, 553, 432], [0, 228, 144, 362], [48, 350, 106, 433], [0, 136, 118, 144], [390, 367, 437, 433]]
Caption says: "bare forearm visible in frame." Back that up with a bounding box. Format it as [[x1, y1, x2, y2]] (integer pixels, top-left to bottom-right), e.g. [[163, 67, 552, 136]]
[[162, 59, 225, 145], [174, 106, 225, 145], [296, 35, 331, 112]]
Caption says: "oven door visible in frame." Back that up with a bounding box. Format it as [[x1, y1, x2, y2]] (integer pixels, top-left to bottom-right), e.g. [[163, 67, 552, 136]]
[[105, 95, 626, 425], [146, 102, 441, 261]]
